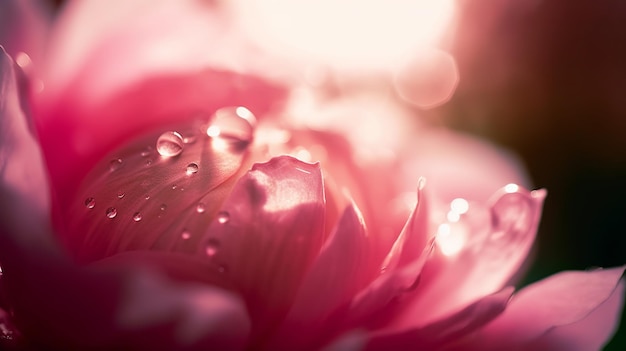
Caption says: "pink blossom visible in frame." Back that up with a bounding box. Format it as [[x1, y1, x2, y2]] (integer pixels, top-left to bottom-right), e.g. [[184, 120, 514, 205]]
[[0, 1, 624, 350]]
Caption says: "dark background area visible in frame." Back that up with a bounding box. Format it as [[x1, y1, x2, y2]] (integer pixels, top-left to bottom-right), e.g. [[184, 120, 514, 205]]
[[443, 1, 626, 349]]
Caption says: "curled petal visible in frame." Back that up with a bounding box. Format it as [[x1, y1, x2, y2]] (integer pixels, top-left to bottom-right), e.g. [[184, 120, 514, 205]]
[[463, 266, 626, 351], [346, 183, 432, 325], [388, 185, 545, 329], [199, 156, 326, 338], [270, 202, 371, 349]]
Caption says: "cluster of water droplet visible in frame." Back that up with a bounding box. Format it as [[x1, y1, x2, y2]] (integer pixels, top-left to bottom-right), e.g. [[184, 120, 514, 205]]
[[77, 106, 258, 268]]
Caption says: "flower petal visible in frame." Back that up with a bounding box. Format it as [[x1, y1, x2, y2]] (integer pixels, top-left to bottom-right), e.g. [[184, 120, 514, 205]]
[[63, 119, 250, 263], [0, 0, 50, 61], [199, 155, 326, 340], [364, 287, 513, 351], [463, 266, 625, 351], [346, 183, 432, 325], [387, 185, 545, 329], [1, 49, 251, 350], [269, 201, 371, 349], [0, 47, 58, 258]]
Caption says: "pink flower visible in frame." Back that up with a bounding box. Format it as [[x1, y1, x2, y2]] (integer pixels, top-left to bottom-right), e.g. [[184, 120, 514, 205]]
[[0, 1, 624, 350]]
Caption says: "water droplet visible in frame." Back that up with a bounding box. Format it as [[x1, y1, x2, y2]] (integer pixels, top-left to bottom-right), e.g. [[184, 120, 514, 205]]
[[140, 147, 153, 157], [156, 131, 184, 157], [196, 202, 206, 214], [145, 158, 153, 166], [160, 204, 167, 211], [109, 158, 123, 172], [133, 212, 143, 222], [183, 135, 197, 144], [181, 229, 191, 240], [206, 106, 256, 147], [85, 197, 96, 209], [172, 185, 177, 190], [117, 191, 125, 199], [186, 163, 199, 175], [205, 238, 220, 257], [145, 194, 150, 200], [106, 207, 117, 219], [217, 211, 230, 224]]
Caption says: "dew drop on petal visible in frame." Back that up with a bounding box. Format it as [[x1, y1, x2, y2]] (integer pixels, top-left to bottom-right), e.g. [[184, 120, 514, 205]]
[[217, 211, 230, 224], [109, 158, 123, 172], [117, 191, 125, 199], [85, 197, 96, 209], [133, 212, 143, 222], [205, 238, 220, 257], [140, 147, 152, 157], [186, 163, 199, 175], [160, 204, 167, 211], [196, 203, 206, 214], [181, 230, 191, 240], [156, 131, 184, 157], [206, 106, 257, 146], [183, 135, 197, 144], [144, 195, 150, 200], [106, 207, 117, 219]]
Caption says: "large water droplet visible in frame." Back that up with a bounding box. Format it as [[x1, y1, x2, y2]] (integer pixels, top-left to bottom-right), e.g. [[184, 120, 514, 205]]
[[106, 207, 117, 219], [207, 106, 257, 148], [156, 131, 184, 157], [186, 163, 199, 175], [490, 191, 534, 242], [217, 211, 230, 224], [196, 202, 206, 214], [109, 158, 123, 172], [85, 197, 96, 209], [133, 212, 143, 222], [205, 238, 220, 257]]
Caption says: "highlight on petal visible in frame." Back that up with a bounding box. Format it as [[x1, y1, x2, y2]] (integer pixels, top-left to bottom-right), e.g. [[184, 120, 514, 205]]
[[387, 185, 545, 329], [198, 155, 326, 339], [463, 266, 626, 351], [269, 201, 371, 350]]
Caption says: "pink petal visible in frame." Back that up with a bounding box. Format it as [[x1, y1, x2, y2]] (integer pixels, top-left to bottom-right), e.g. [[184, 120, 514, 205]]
[[346, 183, 432, 325], [62, 119, 250, 263], [387, 185, 545, 329], [0, 48, 58, 258], [525, 279, 625, 351], [364, 287, 514, 351], [0, 0, 50, 62], [463, 266, 625, 351], [269, 202, 372, 349], [1, 50, 251, 350], [199, 155, 326, 340]]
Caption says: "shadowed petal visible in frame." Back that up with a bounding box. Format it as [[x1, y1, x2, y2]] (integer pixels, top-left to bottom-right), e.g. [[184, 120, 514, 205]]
[[199, 155, 326, 340], [461, 267, 625, 351], [346, 183, 432, 326], [269, 202, 371, 349], [364, 287, 513, 351]]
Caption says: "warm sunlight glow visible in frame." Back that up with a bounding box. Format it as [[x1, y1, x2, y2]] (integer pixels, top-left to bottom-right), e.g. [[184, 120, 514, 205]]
[[436, 223, 466, 257], [232, 0, 456, 69]]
